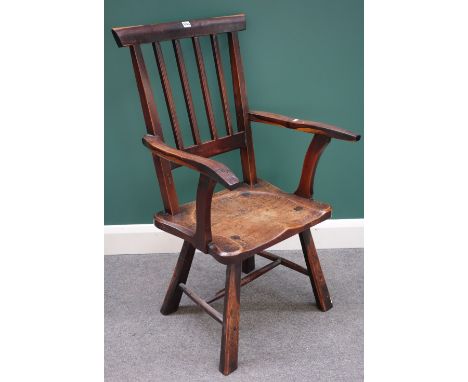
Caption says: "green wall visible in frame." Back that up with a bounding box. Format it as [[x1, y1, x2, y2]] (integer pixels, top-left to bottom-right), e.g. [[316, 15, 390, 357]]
[[105, 0, 363, 225]]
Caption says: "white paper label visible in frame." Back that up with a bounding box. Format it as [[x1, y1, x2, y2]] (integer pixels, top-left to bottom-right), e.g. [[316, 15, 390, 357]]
[[182, 21, 191, 28]]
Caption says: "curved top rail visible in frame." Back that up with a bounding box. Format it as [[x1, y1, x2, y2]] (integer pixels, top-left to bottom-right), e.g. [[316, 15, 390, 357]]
[[112, 14, 246, 47]]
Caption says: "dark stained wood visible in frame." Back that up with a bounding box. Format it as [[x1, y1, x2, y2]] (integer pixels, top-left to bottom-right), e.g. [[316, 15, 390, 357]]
[[112, 14, 246, 47], [295, 134, 331, 199], [142, 135, 239, 190], [129, 45, 162, 137], [160, 241, 195, 315], [179, 283, 223, 324], [129, 45, 179, 214], [170, 132, 246, 169], [210, 34, 233, 135], [299, 229, 333, 312], [151, 155, 179, 215], [173, 39, 201, 145], [257, 251, 309, 275], [219, 263, 241, 375], [113, 13, 361, 376], [192, 36, 218, 140], [241, 256, 255, 274], [228, 32, 257, 185], [194, 174, 217, 251], [240, 258, 279, 286], [207, 259, 280, 304], [152, 42, 184, 149], [154, 179, 331, 263], [249, 110, 361, 142]]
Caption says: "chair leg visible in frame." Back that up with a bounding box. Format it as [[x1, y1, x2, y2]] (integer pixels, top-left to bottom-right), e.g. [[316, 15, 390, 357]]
[[160, 241, 195, 315], [299, 229, 333, 312], [241, 256, 255, 274], [219, 262, 242, 375]]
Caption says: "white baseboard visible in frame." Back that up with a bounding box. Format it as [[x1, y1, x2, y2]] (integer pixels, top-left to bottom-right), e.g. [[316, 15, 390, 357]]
[[104, 219, 363, 255]]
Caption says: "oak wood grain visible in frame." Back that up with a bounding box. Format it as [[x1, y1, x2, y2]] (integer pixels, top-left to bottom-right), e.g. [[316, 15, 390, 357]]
[[154, 179, 331, 263]]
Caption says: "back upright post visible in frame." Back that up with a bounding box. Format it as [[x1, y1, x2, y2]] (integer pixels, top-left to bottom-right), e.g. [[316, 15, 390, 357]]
[[228, 31, 257, 274], [228, 32, 257, 185], [129, 45, 179, 214]]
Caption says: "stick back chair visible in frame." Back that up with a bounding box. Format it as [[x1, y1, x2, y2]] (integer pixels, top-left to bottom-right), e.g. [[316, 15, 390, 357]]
[[112, 14, 360, 375]]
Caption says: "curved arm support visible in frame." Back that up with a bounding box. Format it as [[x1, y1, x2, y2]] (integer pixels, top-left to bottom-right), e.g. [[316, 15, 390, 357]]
[[143, 134, 240, 190], [195, 174, 217, 251], [295, 134, 331, 199], [143, 135, 238, 252]]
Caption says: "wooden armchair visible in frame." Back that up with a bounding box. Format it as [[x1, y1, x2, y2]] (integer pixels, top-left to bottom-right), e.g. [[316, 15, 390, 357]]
[[112, 14, 360, 375]]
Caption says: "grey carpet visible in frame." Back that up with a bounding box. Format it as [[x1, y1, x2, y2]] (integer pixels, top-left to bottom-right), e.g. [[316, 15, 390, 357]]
[[105, 249, 363, 382]]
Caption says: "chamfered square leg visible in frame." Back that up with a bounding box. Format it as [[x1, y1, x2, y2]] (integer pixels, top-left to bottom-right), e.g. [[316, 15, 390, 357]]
[[241, 256, 255, 274], [299, 229, 333, 312], [219, 262, 242, 375], [160, 241, 195, 315]]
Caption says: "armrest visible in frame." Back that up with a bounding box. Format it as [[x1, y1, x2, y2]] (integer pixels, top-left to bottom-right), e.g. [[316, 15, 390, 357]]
[[142, 135, 240, 190], [249, 110, 361, 142]]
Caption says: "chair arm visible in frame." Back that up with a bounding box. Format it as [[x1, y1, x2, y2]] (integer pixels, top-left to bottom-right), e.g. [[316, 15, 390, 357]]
[[248, 110, 361, 142], [142, 135, 240, 190]]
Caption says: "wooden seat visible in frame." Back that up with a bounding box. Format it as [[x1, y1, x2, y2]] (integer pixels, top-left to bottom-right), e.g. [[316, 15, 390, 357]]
[[112, 13, 360, 376], [155, 179, 331, 261]]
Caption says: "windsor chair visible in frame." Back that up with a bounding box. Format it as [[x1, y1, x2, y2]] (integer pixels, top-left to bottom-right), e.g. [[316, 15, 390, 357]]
[[112, 14, 360, 375]]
